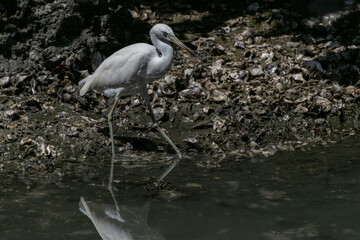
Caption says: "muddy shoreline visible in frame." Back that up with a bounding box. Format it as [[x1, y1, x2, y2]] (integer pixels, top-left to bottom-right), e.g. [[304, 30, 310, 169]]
[[0, 0, 359, 183]]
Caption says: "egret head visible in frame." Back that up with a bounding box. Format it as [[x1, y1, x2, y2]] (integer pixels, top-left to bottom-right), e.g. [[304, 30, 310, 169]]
[[150, 24, 196, 56]]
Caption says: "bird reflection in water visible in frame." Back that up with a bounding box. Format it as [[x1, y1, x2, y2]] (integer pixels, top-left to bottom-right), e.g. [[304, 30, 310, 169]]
[[80, 177, 165, 240], [79, 196, 166, 240]]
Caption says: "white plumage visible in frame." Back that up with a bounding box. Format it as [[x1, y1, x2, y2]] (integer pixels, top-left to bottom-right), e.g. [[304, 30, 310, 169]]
[[79, 24, 193, 98], [79, 24, 195, 186]]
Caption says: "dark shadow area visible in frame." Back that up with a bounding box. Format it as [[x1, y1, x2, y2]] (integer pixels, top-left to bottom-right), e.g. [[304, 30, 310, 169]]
[[1, 0, 358, 63], [97, 124, 171, 153], [0, 0, 34, 58], [120, 0, 359, 44], [54, 15, 84, 46], [72, 0, 151, 54], [333, 10, 360, 45]]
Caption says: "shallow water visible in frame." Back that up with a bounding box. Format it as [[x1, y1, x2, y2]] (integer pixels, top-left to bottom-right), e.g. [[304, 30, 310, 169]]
[[1, 136, 359, 240]]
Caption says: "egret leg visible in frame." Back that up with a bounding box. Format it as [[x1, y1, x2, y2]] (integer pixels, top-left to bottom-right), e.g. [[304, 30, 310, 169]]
[[108, 183, 120, 211], [107, 96, 120, 210], [141, 89, 182, 186]]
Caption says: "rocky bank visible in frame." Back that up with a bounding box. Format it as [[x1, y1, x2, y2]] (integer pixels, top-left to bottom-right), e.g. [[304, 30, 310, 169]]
[[0, 0, 359, 182]]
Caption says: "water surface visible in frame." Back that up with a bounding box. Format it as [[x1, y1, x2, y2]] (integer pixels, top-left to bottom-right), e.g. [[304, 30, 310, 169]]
[[1, 137, 359, 240]]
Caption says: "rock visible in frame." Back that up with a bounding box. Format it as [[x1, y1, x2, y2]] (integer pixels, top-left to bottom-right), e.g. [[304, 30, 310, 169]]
[[250, 67, 264, 76], [225, 18, 240, 27], [153, 107, 165, 121], [291, 73, 305, 82], [275, 82, 284, 91], [260, 52, 274, 63], [315, 97, 331, 112], [183, 137, 198, 144], [303, 18, 317, 29], [294, 104, 308, 113], [210, 89, 228, 102], [283, 114, 290, 121], [332, 83, 342, 92], [345, 86, 356, 95], [286, 41, 300, 48], [238, 70, 247, 79], [43, 56, 63, 70], [210, 44, 226, 56], [64, 85, 75, 93], [63, 93, 72, 101], [241, 28, 254, 37], [267, 63, 277, 74], [234, 41, 245, 49], [3, 110, 20, 121], [158, 74, 177, 96], [203, 106, 212, 114], [213, 116, 226, 132], [222, 26, 230, 34], [179, 82, 202, 99], [0, 76, 10, 87], [315, 118, 325, 124], [210, 60, 225, 78], [303, 60, 325, 73], [20, 138, 32, 146]]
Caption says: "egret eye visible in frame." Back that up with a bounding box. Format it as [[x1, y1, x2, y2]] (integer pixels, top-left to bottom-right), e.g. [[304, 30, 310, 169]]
[[162, 31, 169, 38]]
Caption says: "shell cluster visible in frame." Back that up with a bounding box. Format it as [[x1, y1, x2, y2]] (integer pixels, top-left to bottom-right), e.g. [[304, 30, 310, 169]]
[[0, 0, 359, 181]]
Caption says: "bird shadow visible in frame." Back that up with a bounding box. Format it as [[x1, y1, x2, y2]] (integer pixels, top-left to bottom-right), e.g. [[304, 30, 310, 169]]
[[98, 125, 176, 153], [117, 135, 166, 153]]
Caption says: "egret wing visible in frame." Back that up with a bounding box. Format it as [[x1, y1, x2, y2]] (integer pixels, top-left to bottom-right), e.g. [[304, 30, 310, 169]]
[[90, 43, 156, 96]]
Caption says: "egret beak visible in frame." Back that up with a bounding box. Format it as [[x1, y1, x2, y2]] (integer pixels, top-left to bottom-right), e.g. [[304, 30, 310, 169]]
[[168, 35, 196, 57]]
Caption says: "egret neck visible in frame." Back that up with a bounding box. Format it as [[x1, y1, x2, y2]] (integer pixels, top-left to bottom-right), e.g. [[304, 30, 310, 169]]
[[148, 32, 174, 80]]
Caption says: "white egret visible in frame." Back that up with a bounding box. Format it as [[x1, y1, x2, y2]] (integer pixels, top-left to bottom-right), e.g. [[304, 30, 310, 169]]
[[79, 24, 195, 187]]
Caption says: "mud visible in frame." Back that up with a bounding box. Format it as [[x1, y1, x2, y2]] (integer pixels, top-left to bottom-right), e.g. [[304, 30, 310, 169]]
[[0, 0, 359, 183]]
